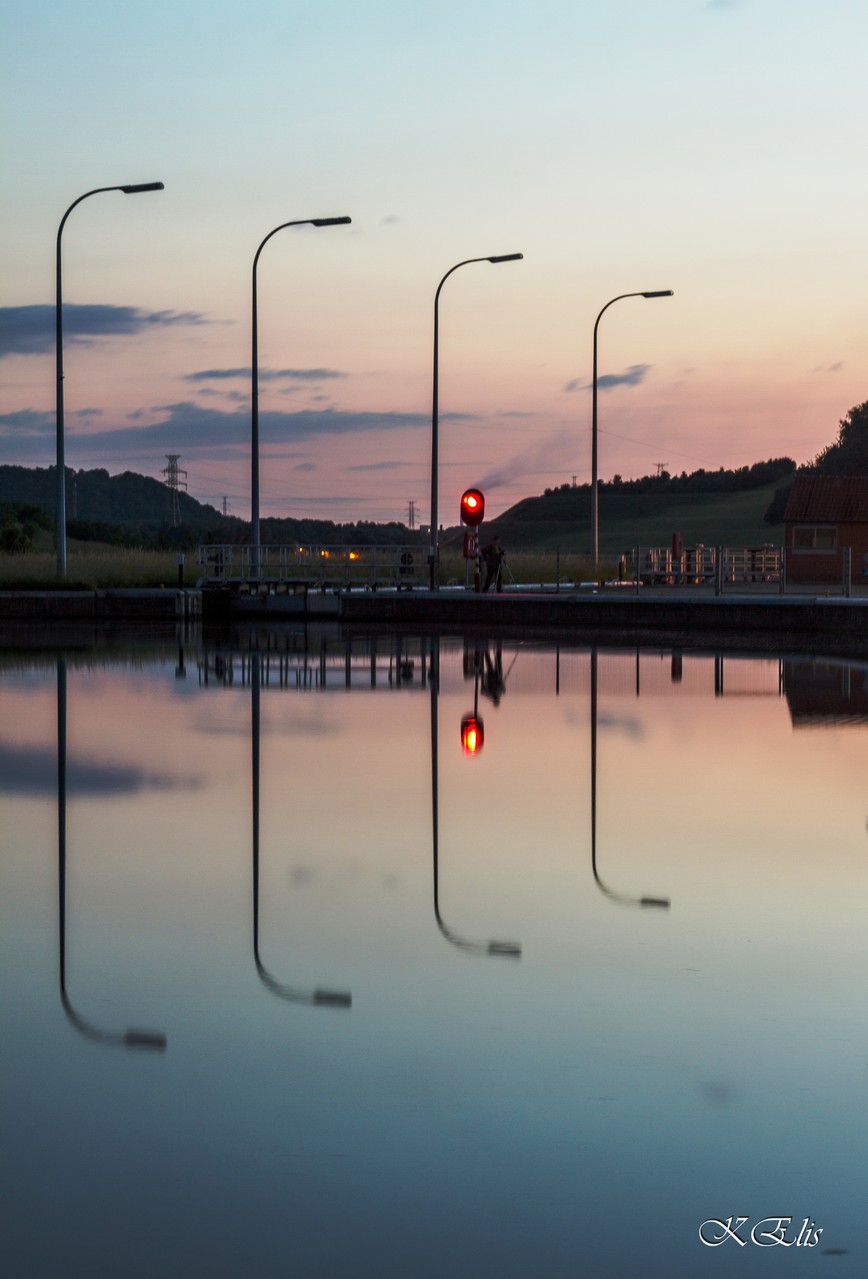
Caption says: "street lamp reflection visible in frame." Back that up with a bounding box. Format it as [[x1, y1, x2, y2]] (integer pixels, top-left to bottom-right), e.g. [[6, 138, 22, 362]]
[[56, 659, 168, 1050], [430, 640, 522, 957], [589, 648, 671, 910], [251, 654, 352, 1007]]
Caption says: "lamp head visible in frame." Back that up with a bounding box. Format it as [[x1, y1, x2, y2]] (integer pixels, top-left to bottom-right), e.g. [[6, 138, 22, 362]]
[[311, 216, 352, 227], [488, 253, 523, 263], [120, 182, 165, 194], [642, 290, 673, 298]]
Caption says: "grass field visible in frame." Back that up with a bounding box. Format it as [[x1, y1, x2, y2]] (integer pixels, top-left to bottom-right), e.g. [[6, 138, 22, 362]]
[[0, 541, 198, 590], [484, 481, 785, 555]]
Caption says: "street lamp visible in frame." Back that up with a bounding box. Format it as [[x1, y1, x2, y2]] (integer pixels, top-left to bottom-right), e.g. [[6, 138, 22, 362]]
[[250, 216, 351, 578], [55, 182, 164, 578], [428, 253, 523, 590], [590, 289, 673, 566]]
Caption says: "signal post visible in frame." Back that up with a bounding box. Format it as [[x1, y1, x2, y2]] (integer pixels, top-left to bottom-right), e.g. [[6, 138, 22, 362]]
[[460, 488, 485, 593]]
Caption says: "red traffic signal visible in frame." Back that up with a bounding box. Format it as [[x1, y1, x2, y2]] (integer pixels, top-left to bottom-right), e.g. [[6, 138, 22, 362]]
[[460, 488, 485, 527], [460, 713, 484, 756]]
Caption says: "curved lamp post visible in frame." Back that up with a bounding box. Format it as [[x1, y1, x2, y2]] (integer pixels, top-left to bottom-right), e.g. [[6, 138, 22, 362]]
[[429, 253, 523, 590], [55, 182, 164, 578], [56, 659, 167, 1049], [589, 648, 670, 909], [251, 654, 352, 1007], [590, 289, 673, 566], [429, 640, 522, 956], [251, 216, 351, 578]]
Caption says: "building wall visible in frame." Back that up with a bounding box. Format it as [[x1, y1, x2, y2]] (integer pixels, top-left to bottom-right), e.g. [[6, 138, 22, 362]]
[[786, 520, 868, 584]]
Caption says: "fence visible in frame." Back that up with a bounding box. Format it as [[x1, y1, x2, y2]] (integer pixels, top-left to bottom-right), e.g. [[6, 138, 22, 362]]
[[624, 545, 857, 595], [198, 544, 427, 591], [626, 545, 781, 590]]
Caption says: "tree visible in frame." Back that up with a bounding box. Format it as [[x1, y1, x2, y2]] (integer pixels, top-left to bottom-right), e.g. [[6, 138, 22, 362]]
[[813, 401, 868, 474]]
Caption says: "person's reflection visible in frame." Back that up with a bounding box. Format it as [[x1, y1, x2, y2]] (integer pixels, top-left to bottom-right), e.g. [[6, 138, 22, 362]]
[[480, 642, 506, 706], [590, 647, 670, 910], [56, 659, 167, 1051], [430, 639, 522, 958], [251, 653, 351, 1008]]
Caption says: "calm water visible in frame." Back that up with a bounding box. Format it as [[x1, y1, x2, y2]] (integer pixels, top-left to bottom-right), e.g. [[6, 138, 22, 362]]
[[1, 629, 865, 1277]]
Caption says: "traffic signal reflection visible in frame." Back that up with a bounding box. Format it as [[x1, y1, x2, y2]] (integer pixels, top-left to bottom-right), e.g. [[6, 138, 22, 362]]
[[460, 713, 484, 756]]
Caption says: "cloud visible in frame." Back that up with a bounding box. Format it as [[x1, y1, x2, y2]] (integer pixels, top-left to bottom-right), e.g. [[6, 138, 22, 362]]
[[0, 401, 440, 461], [0, 408, 55, 437], [0, 304, 209, 358], [347, 460, 414, 472], [476, 430, 576, 490], [185, 366, 347, 382], [812, 361, 844, 374], [564, 364, 651, 393]]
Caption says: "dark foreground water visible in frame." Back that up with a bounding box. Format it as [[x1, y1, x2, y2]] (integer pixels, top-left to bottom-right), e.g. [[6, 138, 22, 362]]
[[1, 630, 865, 1277]]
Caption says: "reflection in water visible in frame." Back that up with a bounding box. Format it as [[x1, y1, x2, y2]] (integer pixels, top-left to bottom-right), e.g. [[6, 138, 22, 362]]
[[590, 648, 671, 910], [784, 657, 868, 726], [4, 636, 868, 1274], [251, 653, 352, 1007], [430, 640, 522, 958], [56, 659, 168, 1051]]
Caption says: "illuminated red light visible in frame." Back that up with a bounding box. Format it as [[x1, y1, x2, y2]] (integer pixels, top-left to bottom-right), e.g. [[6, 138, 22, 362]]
[[460, 488, 485, 527], [460, 714, 484, 756]]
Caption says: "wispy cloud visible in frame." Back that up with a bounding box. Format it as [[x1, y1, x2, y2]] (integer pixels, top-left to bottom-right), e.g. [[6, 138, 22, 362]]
[[812, 361, 844, 374], [0, 304, 209, 358], [0, 408, 55, 437], [347, 460, 414, 472], [476, 430, 576, 491], [185, 366, 347, 382], [564, 364, 651, 393], [0, 401, 438, 457]]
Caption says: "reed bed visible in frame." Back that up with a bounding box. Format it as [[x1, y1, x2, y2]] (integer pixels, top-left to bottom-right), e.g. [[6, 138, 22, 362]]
[[438, 549, 617, 587], [0, 546, 197, 590]]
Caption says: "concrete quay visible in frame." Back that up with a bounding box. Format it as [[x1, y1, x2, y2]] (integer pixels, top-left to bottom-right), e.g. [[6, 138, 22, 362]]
[[3, 586, 868, 656]]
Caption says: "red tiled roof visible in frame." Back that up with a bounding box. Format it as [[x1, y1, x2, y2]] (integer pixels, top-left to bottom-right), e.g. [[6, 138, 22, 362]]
[[784, 475, 868, 522]]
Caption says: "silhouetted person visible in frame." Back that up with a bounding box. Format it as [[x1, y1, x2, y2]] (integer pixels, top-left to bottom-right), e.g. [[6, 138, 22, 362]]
[[482, 537, 504, 592]]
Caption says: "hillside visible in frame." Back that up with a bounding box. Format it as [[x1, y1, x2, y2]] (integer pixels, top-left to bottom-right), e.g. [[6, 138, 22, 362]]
[[0, 464, 240, 537], [2, 462, 790, 554], [0, 465, 422, 549], [471, 481, 786, 553]]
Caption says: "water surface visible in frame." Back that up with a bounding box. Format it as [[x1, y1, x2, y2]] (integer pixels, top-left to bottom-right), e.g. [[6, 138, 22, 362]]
[[1, 632, 864, 1276]]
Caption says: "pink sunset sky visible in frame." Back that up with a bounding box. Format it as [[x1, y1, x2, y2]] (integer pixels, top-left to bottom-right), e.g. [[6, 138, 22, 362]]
[[2, 0, 866, 525]]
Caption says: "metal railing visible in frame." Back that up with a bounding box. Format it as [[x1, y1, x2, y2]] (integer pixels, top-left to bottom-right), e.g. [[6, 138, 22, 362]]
[[624, 545, 783, 591], [198, 543, 427, 590]]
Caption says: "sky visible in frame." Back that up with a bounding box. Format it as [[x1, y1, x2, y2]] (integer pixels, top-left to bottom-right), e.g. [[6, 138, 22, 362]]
[[2, 0, 867, 526]]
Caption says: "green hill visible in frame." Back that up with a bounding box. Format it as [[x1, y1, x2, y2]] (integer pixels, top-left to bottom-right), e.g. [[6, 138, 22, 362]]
[[473, 481, 786, 554], [1, 462, 792, 554], [0, 464, 241, 537]]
